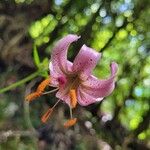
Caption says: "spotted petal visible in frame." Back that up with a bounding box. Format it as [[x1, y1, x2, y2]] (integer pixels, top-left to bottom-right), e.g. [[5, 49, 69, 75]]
[[72, 44, 101, 80], [80, 62, 118, 100], [50, 34, 80, 75], [77, 86, 103, 106], [56, 89, 70, 105]]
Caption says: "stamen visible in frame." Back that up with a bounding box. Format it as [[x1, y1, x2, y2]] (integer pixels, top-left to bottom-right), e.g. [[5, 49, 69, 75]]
[[25, 92, 41, 102], [41, 108, 53, 123], [37, 78, 51, 93], [25, 78, 58, 103], [41, 99, 60, 123], [64, 118, 77, 128], [69, 89, 77, 109]]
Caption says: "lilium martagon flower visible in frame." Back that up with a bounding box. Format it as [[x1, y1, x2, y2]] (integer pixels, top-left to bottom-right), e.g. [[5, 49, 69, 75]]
[[25, 34, 118, 128]]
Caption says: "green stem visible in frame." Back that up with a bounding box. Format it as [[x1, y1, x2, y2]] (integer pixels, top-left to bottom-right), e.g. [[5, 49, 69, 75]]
[[0, 71, 39, 94]]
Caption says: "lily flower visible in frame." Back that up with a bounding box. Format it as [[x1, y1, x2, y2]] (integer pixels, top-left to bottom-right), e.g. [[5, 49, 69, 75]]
[[25, 34, 118, 128]]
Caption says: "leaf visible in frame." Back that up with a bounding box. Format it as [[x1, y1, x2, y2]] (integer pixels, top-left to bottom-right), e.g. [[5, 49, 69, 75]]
[[40, 71, 49, 78], [39, 58, 49, 77], [33, 44, 40, 68]]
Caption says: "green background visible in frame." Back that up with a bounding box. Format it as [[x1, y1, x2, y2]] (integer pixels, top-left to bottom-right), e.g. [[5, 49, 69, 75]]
[[0, 0, 150, 149]]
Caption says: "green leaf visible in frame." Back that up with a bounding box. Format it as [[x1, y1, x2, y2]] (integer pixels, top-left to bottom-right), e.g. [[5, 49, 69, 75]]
[[38, 58, 49, 77], [33, 44, 40, 68], [40, 71, 49, 77]]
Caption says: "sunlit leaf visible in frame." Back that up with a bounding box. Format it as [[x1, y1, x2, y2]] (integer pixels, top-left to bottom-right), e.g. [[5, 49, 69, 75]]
[[33, 44, 40, 68]]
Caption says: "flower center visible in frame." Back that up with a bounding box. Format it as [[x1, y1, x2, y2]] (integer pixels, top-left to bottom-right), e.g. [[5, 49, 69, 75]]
[[68, 75, 80, 89], [57, 75, 80, 101]]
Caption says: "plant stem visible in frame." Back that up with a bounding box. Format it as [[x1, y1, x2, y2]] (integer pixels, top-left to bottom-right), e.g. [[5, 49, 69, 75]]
[[0, 71, 39, 94]]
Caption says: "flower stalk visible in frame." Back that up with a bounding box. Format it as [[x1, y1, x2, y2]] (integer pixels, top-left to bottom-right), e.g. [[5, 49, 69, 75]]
[[0, 71, 39, 94]]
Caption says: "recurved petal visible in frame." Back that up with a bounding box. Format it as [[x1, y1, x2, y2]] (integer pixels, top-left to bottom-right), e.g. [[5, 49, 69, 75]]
[[49, 62, 59, 86], [72, 44, 101, 80], [81, 62, 118, 98], [77, 86, 103, 106], [50, 34, 80, 74]]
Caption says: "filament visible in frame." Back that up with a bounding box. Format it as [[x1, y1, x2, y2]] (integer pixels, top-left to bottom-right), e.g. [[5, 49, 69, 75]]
[[42, 88, 59, 95], [51, 99, 61, 109], [69, 106, 73, 119]]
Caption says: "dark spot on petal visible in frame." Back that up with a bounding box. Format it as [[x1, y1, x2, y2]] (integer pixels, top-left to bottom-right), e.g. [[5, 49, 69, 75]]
[[90, 59, 92, 61]]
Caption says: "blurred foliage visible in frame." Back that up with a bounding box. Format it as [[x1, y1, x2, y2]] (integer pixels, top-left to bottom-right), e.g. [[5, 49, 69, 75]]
[[0, 0, 150, 149]]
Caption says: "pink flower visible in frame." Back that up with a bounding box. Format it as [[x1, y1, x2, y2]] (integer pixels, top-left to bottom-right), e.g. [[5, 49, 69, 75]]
[[49, 34, 118, 106], [26, 34, 118, 127]]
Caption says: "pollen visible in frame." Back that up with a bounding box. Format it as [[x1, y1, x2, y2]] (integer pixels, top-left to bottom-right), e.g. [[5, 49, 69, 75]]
[[25, 92, 41, 102], [64, 118, 77, 128], [37, 78, 51, 93], [41, 108, 53, 123], [69, 89, 77, 108]]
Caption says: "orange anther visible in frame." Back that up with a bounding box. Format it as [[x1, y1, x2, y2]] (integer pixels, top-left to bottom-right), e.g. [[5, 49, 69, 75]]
[[69, 89, 77, 109], [37, 78, 51, 93], [64, 118, 77, 128], [25, 92, 41, 102], [41, 108, 53, 123]]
